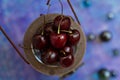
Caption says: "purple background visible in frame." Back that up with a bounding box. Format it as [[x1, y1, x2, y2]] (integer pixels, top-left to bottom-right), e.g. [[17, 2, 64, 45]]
[[0, 0, 120, 80]]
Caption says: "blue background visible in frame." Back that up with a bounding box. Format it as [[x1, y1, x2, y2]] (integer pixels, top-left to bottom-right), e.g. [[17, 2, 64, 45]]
[[0, 0, 120, 80]]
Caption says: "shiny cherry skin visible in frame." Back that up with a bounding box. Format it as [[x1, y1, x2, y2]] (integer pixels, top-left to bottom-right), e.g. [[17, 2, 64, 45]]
[[54, 15, 71, 30], [32, 34, 47, 50], [68, 29, 80, 45], [44, 22, 55, 45], [59, 53, 74, 67], [50, 33, 67, 49], [62, 45, 73, 54], [41, 48, 58, 64], [44, 22, 55, 35]]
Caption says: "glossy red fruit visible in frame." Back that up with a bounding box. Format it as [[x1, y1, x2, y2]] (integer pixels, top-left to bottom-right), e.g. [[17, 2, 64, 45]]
[[44, 22, 54, 34], [62, 45, 73, 54], [50, 33, 67, 49], [41, 48, 58, 64], [68, 29, 80, 45], [44, 23, 55, 46], [60, 53, 74, 67], [54, 15, 71, 30], [32, 34, 47, 50]]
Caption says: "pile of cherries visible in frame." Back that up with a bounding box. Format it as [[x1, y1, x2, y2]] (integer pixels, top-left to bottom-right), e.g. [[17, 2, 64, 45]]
[[32, 15, 80, 68]]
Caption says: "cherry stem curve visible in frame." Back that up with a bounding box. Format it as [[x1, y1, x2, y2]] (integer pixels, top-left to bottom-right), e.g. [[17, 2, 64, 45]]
[[61, 30, 72, 34], [57, 16, 63, 34], [60, 50, 66, 56], [57, 0, 64, 34]]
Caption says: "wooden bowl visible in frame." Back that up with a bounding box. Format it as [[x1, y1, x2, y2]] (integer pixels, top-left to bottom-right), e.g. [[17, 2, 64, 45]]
[[23, 14, 86, 77]]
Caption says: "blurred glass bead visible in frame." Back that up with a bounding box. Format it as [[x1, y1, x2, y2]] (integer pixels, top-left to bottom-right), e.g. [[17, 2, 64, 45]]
[[107, 12, 115, 20], [99, 31, 112, 42], [82, 0, 91, 8], [113, 49, 119, 56], [98, 68, 111, 80], [110, 70, 117, 78], [87, 33, 96, 41]]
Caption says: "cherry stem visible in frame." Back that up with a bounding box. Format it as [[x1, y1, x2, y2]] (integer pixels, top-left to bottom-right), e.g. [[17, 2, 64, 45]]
[[57, 21, 60, 34], [0, 26, 29, 64], [18, 44, 33, 50], [60, 50, 66, 56], [41, 4, 51, 35], [67, 0, 80, 25], [41, 15, 46, 35], [61, 30, 72, 34], [57, 0, 64, 34], [57, 16, 63, 34]]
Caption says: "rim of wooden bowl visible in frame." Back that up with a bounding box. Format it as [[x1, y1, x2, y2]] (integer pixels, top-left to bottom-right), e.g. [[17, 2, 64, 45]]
[[23, 14, 86, 77]]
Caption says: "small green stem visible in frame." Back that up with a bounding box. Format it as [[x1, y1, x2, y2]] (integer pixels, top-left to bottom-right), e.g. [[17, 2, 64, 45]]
[[57, 21, 61, 34], [57, 16, 63, 34], [41, 30, 44, 35], [41, 15, 46, 35], [41, 4, 51, 35], [61, 30, 72, 33], [60, 50, 66, 56], [57, 0, 64, 34]]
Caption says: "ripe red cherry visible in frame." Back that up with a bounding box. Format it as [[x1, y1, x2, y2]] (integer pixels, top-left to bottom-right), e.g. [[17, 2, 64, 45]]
[[44, 22, 54, 34], [62, 45, 73, 54], [68, 29, 80, 45], [44, 22, 55, 45], [54, 15, 71, 30], [32, 34, 47, 50], [41, 48, 58, 64], [50, 33, 67, 49], [59, 53, 74, 67]]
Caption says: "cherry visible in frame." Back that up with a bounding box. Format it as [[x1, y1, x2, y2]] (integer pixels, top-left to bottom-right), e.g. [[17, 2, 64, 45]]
[[50, 33, 67, 49], [31, 15, 79, 68], [59, 52, 74, 67], [62, 45, 73, 54], [68, 29, 80, 45], [32, 34, 47, 50], [54, 15, 71, 30], [44, 22, 55, 35], [41, 48, 58, 64], [44, 22, 55, 45]]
